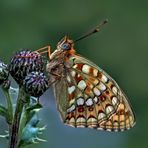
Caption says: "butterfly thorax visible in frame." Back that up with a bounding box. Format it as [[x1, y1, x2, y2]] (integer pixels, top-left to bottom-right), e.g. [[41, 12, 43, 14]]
[[46, 36, 75, 81]]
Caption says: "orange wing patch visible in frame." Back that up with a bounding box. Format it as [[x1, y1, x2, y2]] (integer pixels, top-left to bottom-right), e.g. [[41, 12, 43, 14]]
[[63, 61, 135, 131]]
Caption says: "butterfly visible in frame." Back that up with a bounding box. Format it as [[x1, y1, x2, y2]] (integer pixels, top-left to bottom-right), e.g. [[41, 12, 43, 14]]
[[37, 20, 136, 132]]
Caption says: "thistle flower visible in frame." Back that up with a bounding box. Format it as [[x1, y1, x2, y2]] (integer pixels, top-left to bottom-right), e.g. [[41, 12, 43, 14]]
[[0, 60, 9, 85], [8, 49, 44, 84], [23, 71, 49, 97]]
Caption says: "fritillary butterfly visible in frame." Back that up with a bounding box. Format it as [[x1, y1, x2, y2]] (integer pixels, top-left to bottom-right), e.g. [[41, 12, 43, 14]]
[[37, 20, 136, 132]]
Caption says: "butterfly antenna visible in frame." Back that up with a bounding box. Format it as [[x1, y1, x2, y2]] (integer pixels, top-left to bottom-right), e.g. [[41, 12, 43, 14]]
[[74, 19, 108, 43]]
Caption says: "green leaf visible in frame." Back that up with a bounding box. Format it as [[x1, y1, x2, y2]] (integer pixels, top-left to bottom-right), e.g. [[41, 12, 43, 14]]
[[26, 103, 43, 112], [0, 104, 8, 118], [18, 114, 46, 148], [19, 101, 43, 143], [25, 103, 43, 126], [0, 130, 9, 139]]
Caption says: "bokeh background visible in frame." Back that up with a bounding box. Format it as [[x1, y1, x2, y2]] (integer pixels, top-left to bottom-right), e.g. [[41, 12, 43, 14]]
[[0, 0, 148, 148]]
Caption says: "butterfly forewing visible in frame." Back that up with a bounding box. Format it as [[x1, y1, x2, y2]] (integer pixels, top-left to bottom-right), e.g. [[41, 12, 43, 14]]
[[54, 54, 135, 131]]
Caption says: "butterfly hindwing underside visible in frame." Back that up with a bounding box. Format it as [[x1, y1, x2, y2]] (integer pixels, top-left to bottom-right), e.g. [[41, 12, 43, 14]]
[[54, 54, 135, 132]]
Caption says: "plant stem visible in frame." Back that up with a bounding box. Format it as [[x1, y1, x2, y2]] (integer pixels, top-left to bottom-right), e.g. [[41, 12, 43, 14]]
[[18, 97, 30, 140], [9, 87, 27, 148], [2, 88, 13, 125]]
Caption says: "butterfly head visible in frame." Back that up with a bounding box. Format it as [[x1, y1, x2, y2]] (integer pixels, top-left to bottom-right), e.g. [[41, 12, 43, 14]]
[[57, 36, 74, 51]]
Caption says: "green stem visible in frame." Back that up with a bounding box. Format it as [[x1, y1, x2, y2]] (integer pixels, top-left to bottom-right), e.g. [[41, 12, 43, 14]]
[[2, 88, 13, 125], [9, 87, 27, 148], [18, 97, 30, 140]]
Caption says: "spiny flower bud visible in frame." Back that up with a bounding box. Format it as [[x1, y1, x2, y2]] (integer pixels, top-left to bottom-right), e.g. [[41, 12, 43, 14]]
[[8, 49, 44, 84], [23, 71, 48, 97], [0, 60, 9, 85]]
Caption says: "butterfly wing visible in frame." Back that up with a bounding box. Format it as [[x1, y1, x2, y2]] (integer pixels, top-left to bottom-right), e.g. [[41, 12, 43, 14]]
[[53, 54, 135, 131]]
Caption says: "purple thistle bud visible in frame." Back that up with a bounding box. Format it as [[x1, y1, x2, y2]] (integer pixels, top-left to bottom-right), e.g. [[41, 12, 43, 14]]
[[23, 71, 48, 97], [8, 49, 44, 84], [0, 60, 9, 85]]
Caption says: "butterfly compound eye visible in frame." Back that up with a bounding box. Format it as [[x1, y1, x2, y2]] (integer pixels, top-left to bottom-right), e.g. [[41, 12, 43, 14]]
[[61, 43, 71, 50]]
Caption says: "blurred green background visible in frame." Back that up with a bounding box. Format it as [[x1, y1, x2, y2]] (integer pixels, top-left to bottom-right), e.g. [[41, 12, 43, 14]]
[[0, 0, 148, 148]]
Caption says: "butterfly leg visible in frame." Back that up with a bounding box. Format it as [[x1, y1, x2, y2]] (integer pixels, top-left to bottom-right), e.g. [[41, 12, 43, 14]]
[[35, 45, 51, 58]]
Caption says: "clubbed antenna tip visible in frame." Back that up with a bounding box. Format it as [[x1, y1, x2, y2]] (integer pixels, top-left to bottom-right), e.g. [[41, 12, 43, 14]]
[[74, 19, 108, 43]]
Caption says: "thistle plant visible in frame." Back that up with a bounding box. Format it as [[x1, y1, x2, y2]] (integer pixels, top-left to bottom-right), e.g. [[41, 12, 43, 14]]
[[0, 50, 49, 148]]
